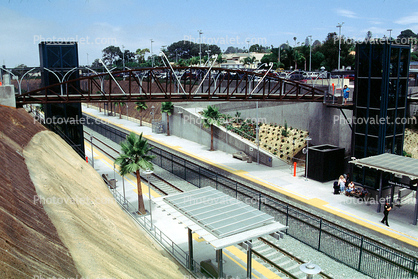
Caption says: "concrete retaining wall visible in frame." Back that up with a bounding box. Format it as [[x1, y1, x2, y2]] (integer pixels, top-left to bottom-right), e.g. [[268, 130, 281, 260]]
[[164, 107, 273, 167], [212, 101, 353, 155], [0, 85, 16, 107], [165, 101, 353, 168]]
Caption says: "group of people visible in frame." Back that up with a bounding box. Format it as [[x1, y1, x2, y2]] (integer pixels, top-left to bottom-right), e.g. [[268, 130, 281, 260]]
[[332, 174, 391, 227], [333, 174, 350, 194], [333, 174, 368, 198]]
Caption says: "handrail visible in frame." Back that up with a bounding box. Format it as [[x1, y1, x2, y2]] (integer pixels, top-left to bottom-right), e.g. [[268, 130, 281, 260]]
[[83, 113, 418, 279]]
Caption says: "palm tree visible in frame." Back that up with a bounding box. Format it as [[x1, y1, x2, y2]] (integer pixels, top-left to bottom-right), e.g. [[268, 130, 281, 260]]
[[161, 102, 174, 136], [115, 132, 155, 214], [135, 48, 150, 64], [114, 102, 126, 119], [135, 99, 148, 126], [202, 105, 221, 151]]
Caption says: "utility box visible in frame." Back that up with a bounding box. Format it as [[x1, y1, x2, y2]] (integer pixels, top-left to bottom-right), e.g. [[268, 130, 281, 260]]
[[308, 144, 345, 182]]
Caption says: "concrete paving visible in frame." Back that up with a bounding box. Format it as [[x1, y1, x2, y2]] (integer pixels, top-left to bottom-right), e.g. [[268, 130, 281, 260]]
[[84, 136, 279, 278], [82, 105, 418, 252], [84, 130, 371, 279]]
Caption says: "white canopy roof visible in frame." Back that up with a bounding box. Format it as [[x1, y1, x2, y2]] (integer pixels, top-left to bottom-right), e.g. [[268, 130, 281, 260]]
[[154, 187, 287, 249]]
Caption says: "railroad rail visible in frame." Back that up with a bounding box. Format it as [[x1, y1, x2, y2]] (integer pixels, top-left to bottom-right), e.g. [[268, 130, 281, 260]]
[[83, 130, 183, 196], [84, 131, 332, 279], [254, 237, 334, 279], [82, 116, 418, 279]]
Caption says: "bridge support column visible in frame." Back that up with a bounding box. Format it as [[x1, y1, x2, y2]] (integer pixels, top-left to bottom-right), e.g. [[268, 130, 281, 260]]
[[0, 75, 16, 108]]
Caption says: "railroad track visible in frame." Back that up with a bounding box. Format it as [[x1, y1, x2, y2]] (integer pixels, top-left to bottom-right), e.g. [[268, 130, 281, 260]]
[[142, 174, 183, 196], [84, 130, 322, 279], [82, 124, 418, 279], [84, 130, 183, 196], [252, 236, 333, 279]]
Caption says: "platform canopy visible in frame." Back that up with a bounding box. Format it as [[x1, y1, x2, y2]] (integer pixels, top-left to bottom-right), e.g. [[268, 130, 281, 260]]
[[349, 153, 418, 180], [154, 187, 287, 249]]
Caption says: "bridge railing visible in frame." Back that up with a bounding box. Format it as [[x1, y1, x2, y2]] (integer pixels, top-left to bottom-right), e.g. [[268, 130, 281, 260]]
[[15, 67, 326, 104]]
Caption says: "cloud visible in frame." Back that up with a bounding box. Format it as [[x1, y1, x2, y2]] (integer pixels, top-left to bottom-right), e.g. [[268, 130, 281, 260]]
[[336, 9, 357, 19], [369, 20, 383, 25], [395, 12, 418, 25]]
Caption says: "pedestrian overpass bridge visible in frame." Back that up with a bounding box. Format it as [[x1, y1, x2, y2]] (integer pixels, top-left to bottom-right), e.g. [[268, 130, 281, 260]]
[[14, 66, 328, 105]]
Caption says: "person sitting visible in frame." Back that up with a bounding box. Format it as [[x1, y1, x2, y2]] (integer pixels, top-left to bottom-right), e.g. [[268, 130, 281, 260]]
[[359, 188, 369, 200], [345, 181, 354, 196], [351, 187, 361, 197]]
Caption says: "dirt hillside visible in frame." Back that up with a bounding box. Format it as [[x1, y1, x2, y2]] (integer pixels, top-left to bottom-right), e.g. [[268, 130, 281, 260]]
[[0, 106, 81, 278], [24, 130, 185, 279]]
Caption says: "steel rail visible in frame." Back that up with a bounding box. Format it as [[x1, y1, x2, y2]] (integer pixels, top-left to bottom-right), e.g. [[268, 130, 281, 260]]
[[83, 130, 183, 197]]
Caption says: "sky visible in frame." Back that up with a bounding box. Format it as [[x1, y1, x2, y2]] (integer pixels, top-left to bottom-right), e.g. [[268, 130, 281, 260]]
[[1, 0, 418, 67]]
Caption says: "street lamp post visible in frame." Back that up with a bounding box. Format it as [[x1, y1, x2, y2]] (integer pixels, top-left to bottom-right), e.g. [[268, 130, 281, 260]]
[[305, 136, 312, 180], [122, 45, 125, 71], [256, 101, 260, 165], [150, 39, 154, 67], [151, 105, 155, 132], [90, 135, 94, 168], [205, 50, 211, 65], [122, 174, 126, 205], [336, 22, 344, 70], [387, 29, 393, 41], [198, 30, 203, 66], [144, 169, 154, 230], [308, 35, 312, 72]]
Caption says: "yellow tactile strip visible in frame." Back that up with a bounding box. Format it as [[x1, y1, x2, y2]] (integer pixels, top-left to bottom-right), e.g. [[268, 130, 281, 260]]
[[83, 111, 418, 249]]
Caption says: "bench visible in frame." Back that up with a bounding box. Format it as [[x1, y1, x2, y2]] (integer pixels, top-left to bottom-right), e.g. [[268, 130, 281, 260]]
[[200, 259, 218, 278], [346, 184, 369, 200], [232, 151, 249, 161], [102, 174, 116, 189]]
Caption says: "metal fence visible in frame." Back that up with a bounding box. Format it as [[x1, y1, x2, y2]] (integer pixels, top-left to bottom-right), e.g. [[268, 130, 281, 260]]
[[84, 114, 418, 279], [105, 173, 213, 278]]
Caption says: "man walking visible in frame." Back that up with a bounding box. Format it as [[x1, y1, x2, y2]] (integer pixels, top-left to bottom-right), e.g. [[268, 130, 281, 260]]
[[381, 202, 391, 227]]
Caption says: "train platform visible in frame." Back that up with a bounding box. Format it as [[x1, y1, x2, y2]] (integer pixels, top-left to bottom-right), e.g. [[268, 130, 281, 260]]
[[81, 104, 418, 251], [82, 125, 368, 279]]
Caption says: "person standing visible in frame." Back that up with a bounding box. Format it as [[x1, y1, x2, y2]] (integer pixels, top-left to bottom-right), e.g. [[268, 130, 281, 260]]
[[338, 175, 346, 193], [343, 85, 350, 105], [381, 202, 392, 227]]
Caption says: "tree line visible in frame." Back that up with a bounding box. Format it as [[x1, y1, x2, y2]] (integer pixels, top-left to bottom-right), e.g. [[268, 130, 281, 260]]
[[87, 28, 418, 72]]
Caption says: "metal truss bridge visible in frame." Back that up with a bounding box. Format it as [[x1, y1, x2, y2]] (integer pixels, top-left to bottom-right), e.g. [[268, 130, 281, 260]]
[[14, 67, 328, 105]]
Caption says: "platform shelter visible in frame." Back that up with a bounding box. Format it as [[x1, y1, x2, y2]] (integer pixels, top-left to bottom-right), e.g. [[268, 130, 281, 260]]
[[350, 153, 418, 225], [154, 187, 287, 278]]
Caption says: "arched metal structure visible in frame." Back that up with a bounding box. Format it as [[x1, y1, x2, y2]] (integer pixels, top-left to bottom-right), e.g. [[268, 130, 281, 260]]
[[15, 66, 327, 105]]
